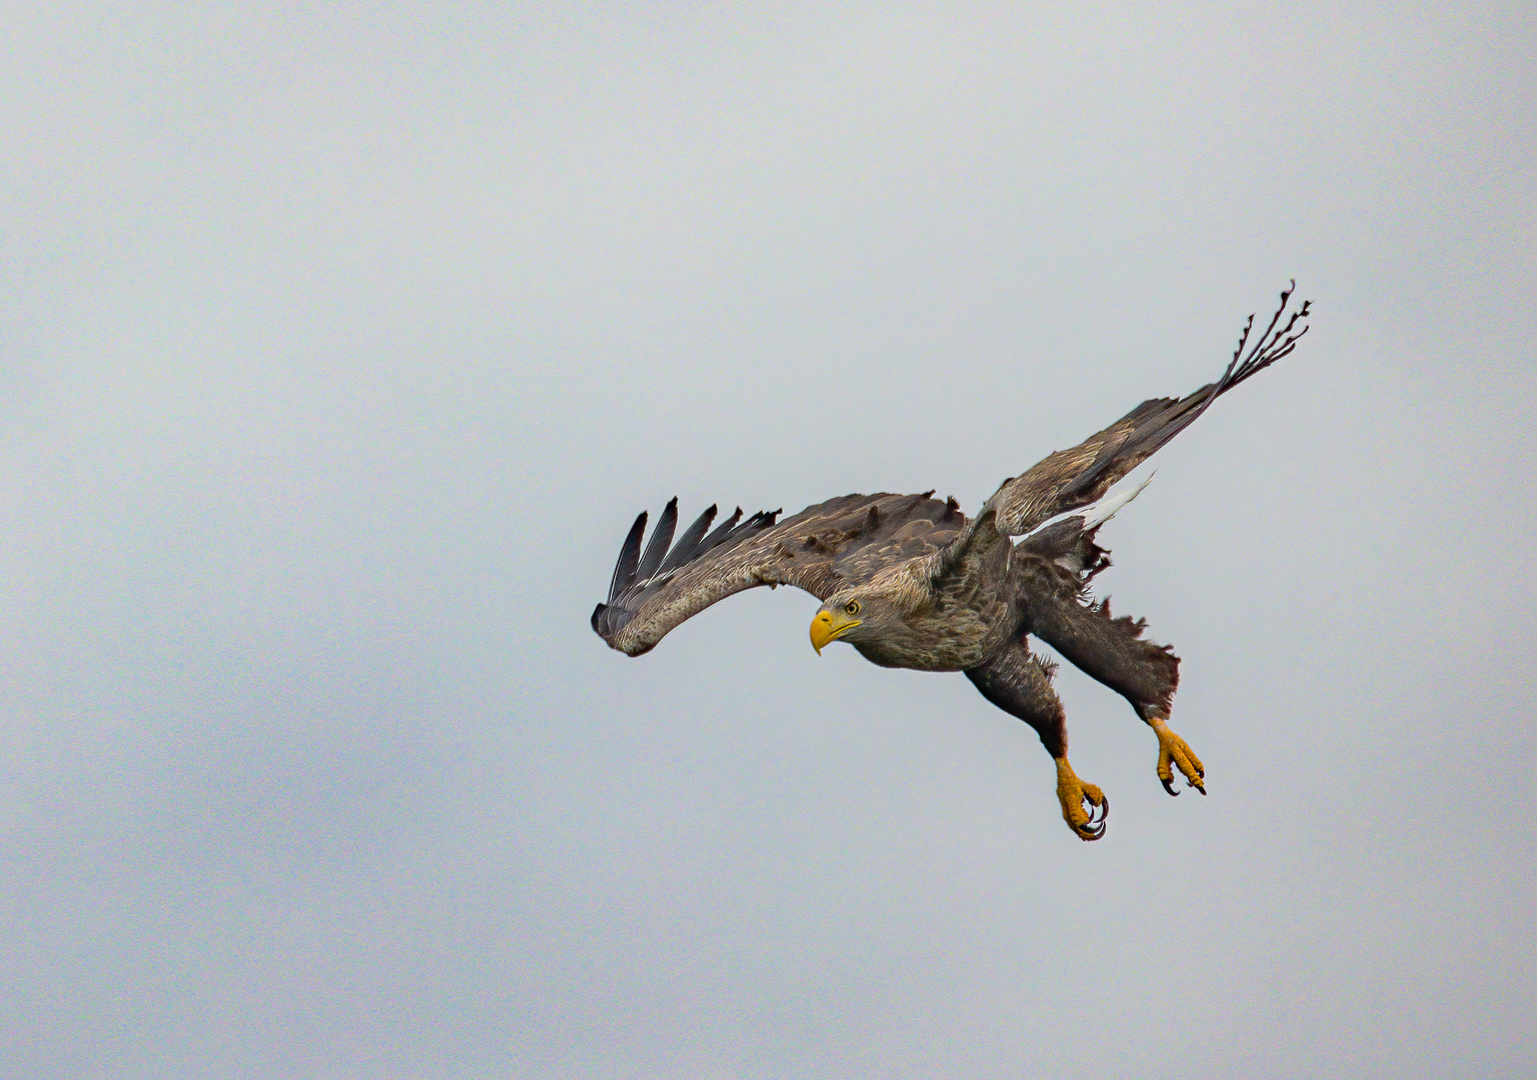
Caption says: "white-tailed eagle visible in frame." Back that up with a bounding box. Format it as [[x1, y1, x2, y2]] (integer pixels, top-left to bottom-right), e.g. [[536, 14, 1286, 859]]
[[593, 285, 1310, 839]]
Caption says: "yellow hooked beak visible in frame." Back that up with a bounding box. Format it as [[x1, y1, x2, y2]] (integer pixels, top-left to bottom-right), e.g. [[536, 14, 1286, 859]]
[[810, 609, 861, 654]]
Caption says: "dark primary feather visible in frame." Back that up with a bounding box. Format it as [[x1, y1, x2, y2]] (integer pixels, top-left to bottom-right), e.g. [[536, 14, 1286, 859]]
[[657, 504, 718, 577], [633, 497, 678, 583], [607, 511, 648, 601], [698, 507, 746, 553]]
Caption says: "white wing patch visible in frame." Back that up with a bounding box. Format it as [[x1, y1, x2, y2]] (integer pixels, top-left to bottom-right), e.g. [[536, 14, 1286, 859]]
[[1079, 471, 1155, 530], [1018, 470, 1156, 544]]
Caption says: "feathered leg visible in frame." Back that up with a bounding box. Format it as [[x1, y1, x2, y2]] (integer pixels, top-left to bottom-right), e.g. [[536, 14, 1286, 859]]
[[1045, 607, 1203, 796], [1013, 548, 1205, 796], [965, 641, 1108, 841]]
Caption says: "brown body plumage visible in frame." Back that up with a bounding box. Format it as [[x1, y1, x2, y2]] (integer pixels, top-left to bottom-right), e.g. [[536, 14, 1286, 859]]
[[592, 286, 1310, 839]]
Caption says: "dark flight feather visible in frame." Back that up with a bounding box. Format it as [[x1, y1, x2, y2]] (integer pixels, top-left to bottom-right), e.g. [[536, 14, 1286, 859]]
[[696, 507, 744, 557], [633, 497, 678, 583], [607, 511, 647, 601], [657, 504, 717, 577]]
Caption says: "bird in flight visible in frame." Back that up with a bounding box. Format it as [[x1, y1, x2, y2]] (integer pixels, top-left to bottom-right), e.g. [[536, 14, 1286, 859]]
[[592, 285, 1310, 840]]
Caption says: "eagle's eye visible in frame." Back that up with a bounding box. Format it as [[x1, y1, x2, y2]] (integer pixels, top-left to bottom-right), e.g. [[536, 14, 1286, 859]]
[[844, 601, 861, 616]]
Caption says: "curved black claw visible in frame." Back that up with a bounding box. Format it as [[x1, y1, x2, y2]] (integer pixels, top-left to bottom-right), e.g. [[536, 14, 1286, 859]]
[[1091, 794, 1109, 825], [1076, 794, 1109, 841], [1162, 776, 1180, 797]]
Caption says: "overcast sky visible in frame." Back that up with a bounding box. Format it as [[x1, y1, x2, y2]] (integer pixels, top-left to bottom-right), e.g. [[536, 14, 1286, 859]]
[[2, 3, 1533, 1078]]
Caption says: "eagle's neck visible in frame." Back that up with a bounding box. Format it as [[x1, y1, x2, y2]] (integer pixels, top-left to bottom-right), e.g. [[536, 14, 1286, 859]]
[[852, 563, 1019, 673]]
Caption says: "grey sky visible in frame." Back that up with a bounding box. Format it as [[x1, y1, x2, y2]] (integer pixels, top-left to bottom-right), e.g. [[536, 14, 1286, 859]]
[[2, 3, 1533, 1077]]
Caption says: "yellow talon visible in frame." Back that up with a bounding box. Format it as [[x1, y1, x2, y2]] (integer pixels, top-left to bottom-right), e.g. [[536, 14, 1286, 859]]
[[1053, 757, 1109, 841], [1149, 716, 1206, 795]]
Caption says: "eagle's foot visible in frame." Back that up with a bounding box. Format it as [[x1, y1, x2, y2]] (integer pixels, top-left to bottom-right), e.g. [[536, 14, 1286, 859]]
[[1150, 716, 1205, 796], [1053, 757, 1108, 841]]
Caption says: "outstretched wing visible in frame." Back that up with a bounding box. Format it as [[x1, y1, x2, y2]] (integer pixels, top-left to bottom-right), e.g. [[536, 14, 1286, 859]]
[[990, 283, 1311, 537], [592, 491, 966, 655]]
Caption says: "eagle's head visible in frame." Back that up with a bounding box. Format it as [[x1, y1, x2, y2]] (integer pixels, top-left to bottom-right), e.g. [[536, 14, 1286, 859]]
[[809, 590, 905, 655]]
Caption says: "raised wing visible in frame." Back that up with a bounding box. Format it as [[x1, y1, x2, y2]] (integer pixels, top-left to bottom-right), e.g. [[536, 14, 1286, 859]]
[[991, 283, 1311, 537], [592, 492, 965, 655]]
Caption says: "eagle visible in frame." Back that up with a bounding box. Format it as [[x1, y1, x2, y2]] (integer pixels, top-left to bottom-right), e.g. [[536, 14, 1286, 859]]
[[592, 285, 1310, 840]]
